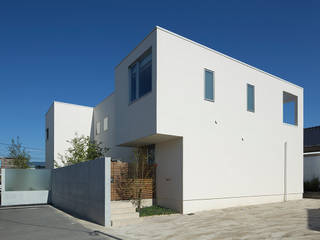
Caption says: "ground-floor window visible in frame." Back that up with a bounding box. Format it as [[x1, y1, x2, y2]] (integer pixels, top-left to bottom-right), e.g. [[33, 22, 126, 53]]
[[147, 144, 155, 164]]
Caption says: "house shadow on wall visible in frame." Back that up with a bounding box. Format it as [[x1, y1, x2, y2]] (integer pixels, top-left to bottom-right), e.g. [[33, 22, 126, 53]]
[[307, 209, 320, 231]]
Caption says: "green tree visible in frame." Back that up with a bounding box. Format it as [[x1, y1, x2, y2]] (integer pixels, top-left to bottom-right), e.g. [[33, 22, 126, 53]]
[[56, 134, 108, 167], [130, 147, 156, 211], [8, 137, 31, 169], [115, 147, 156, 211]]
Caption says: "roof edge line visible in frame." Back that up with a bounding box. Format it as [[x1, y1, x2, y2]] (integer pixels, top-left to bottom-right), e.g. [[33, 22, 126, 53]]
[[156, 26, 303, 90], [95, 92, 115, 107], [305, 126, 320, 130], [53, 101, 93, 109], [115, 27, 157, 69]]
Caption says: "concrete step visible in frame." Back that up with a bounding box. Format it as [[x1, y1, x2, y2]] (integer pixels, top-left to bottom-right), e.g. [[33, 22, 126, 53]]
[[111, 201, 135, 209], [112, 206, 137, 215], [111, 217, 141, 227], [111, 211, 139, 220]]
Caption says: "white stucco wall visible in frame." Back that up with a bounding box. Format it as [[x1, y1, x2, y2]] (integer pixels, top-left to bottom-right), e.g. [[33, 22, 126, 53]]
[[115, 30, 157, 146], [93, 94, 133, 162], [156, 27, 303, 213], [304, 154, 320, 181], [45, 26, 304, 214], [46, 101, 93, 168]]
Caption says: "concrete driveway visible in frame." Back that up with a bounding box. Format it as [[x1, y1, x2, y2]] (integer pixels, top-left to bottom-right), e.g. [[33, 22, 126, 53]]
[[0, 205, 119, 240]]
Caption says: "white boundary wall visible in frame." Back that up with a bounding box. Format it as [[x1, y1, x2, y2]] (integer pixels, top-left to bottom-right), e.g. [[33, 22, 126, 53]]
[[1, 169, 50, 206]]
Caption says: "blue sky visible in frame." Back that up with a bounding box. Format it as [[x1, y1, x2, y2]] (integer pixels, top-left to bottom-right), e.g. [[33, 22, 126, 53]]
[[0, 0, 319, 161]]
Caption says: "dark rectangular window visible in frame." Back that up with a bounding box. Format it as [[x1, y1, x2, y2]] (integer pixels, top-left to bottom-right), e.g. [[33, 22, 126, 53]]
[[147, 144, 155, 165], [130, 64, 137, 102], [46, 128, 49, 141], [139, 53, 152, 98], [247, 84, 255, 112], [96, 121, 101, 135], [129, 49, 152, 103], [204, 70, 214, 101]]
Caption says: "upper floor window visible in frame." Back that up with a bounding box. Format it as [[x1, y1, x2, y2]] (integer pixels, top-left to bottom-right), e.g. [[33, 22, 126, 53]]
[[96, 121, 101, 135], [103, 117, 108, 131], [247, 84, 255, 112], [204, 69, 214, 101], [129, 49, 152, 103], [283, 91, 298, 126]]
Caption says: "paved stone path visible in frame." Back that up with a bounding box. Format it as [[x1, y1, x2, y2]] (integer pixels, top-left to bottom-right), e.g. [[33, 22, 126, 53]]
[[97, 199, 320, 240]]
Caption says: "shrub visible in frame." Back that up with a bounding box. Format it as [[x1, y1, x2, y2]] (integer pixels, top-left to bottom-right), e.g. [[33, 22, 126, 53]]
[[139, 206, 177, 217], [55, 134, 108, 167]]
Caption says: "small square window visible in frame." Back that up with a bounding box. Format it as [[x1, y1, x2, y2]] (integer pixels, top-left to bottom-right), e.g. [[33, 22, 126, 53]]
[[96, 121, 101, 135], [103, 117, 108, 131]]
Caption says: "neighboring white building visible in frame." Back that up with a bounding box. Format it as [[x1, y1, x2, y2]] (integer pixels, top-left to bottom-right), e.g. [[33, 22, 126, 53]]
[[304, 126, 320, 181], [46, 26, 304, 214]]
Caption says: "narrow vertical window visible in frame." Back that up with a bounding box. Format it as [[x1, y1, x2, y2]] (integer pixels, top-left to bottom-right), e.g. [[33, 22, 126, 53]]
[[103, 117, 108, 131], [46, 128, 49, 141], [247, 84, 255, 112], [130, 64, 137, 102], [147, 144, 155, 164], [96, 121, 101, 135], [138, 52, 152, 98], [204, 69, 214, 101]]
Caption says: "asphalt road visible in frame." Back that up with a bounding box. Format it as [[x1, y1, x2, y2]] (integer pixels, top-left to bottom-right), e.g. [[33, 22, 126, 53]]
[[0, 205, 121, 240]]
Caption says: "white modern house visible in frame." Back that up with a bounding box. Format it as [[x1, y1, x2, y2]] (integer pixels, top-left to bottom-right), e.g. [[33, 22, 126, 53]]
[[304, 126, 320, 181], [46, 26, 303, 214]]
